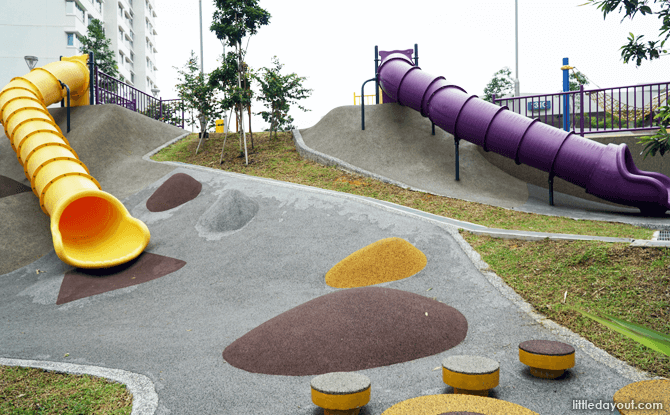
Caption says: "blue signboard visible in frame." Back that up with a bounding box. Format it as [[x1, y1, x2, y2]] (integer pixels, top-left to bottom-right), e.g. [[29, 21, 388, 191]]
[[527, 101, 551, 111]]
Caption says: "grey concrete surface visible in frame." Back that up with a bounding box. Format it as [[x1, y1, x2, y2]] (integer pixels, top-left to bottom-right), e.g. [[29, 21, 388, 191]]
[[0, 104, 663, 415], [1, 165, 658, 415]]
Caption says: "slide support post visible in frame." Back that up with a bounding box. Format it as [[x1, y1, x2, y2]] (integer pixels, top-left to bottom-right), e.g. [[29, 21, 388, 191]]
[[59, 80, 71, 133], [454, 136, 460, 181], [361, 77, 377, 130], [375, 46, 380, 104]]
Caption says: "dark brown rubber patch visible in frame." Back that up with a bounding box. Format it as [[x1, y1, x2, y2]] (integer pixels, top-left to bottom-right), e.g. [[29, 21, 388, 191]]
[[56, 252, 186, 305], [0, 175, 31, 198], [222, 286, 468, 376], [519, 340, 575, 356], [146, 173, 202, 212]]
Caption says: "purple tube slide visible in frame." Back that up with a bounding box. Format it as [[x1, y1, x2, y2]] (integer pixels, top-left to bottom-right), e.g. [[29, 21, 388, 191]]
[[378, 49, 670, 215]]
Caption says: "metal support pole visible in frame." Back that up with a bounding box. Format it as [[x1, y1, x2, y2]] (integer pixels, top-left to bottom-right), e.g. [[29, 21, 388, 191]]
[[432, 122, 435, 136], [562, 57, 571, 132], [514, 0, 520, 96], [361, 77, 377, 130], [454, 137, 460, 181], [374, 45, 379, 104], [59, 80, 71, 133], [579, 84, 585, 136], [548, 174, 555, 206], [88, 51, 95, 105], [414, 44, 418, 66]]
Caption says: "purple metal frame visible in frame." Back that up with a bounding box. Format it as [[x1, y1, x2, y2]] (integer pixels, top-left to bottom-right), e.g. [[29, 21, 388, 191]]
[[493, 81, 670, 136], [92, 68, 184, 129]]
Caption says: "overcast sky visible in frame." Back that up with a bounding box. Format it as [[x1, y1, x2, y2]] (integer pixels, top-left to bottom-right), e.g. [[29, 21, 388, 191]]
[[155, 0, 669, 131]]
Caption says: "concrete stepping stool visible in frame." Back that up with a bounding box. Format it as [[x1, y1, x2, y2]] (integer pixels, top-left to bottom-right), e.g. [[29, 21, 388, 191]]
[[441, 355, 500, 396], [519, 340, 575, 379], [311, 372, 371, 415]]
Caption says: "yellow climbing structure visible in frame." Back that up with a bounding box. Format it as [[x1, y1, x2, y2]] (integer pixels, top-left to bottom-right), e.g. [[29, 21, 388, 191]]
[[0, 54, 150, 269]]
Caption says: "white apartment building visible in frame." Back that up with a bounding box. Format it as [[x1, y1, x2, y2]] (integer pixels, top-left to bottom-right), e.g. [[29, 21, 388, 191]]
[[0, 0, 158, 95]]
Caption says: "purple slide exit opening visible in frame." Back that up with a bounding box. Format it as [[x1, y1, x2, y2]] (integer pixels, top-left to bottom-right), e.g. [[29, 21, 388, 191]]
[[377, 49, 670, 216]]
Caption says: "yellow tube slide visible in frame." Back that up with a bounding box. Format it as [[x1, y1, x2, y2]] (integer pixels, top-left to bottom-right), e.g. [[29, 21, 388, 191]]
[[0, 54, 150, 269]]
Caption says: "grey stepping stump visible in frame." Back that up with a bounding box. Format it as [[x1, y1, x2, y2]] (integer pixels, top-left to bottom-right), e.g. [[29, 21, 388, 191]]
[[442, 355, 500, 396], [519, 339, 575, 379], [311, 372, 371, 415]]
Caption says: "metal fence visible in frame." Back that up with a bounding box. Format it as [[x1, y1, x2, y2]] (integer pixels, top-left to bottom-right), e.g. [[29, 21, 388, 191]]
[[92, 68, 184, 129], [492, 81, 670, 136]]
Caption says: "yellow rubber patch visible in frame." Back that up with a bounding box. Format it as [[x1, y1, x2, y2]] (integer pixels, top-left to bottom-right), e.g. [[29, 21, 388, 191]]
[[381, 394, 539, 415], [325, 237, 427, 288], [519, 349, 574, 371], [613, 379, 670, 415], [311, 387, 371, 411]]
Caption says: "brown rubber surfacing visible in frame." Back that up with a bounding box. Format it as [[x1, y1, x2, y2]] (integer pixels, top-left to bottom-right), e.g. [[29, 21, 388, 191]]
[[56, 252, 186, 305], [0, 175, 31, 198], [146, 172, 202, 212], [222, 286, 468, 376], [519, 340, 575, 356]]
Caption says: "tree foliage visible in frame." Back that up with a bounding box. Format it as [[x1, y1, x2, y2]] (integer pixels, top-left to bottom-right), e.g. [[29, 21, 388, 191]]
[[174, 51, 222, 136], [210, 0, 271, 48], [483, 67, 515, 102], [584, 0, 669, 66], [638, 105, 670, 158], [569, 70, 590, 91], [253, 56, 312, 138], [79, 18, 119, 77]]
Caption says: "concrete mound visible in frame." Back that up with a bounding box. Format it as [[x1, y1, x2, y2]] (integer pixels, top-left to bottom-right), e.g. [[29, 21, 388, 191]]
[[196, 189, 259, 240], [298, 104, 529, 208]]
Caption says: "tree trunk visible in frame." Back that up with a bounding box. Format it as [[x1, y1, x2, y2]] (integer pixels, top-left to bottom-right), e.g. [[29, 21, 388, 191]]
[[247, 104, 254, 149]]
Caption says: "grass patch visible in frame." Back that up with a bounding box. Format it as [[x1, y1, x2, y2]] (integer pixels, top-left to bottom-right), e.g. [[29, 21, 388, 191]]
[[460, 233, 670, 378], [152, 132, 654, 239], [0, 366, 132, 414]]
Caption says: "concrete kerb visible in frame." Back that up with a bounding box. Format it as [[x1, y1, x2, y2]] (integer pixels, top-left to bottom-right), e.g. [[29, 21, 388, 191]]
[[141, 156, 660, 384], [0, 358, 158, 415]]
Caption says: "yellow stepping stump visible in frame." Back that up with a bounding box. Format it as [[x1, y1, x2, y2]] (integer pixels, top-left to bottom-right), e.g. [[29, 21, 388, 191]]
[[613, 379, 669, 415], [311, 372, 371, 415], [519, 340, 574, 379], [442, 355, 500, 396]]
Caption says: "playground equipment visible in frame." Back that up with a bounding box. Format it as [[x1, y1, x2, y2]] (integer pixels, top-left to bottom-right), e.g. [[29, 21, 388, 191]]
[[376, 48, 670, 215], [0, 54, 150, 268]]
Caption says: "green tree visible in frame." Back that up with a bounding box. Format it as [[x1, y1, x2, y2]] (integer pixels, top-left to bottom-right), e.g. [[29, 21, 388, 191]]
[[210, 0, 271, 164], [79, 18, 119, 78], [583, 0, 669, 66], [483, 67, 515, 102], [254, 56, 312, 139], [174, 51, 222, 138], [569, 70, 590, 91]]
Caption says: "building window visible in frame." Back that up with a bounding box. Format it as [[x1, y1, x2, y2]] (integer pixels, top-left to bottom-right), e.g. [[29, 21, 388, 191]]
[[130, 72, 135, 84], [96, 0, 102, 13], [118, 27, 123, 41], [66, 0, 85, 23], [118, 4, 123, 18], [67, 33, 74, 46]]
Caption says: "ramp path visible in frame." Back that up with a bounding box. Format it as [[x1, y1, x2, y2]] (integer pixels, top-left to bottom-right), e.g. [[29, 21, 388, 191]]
[[0, 104, 661, 415]]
